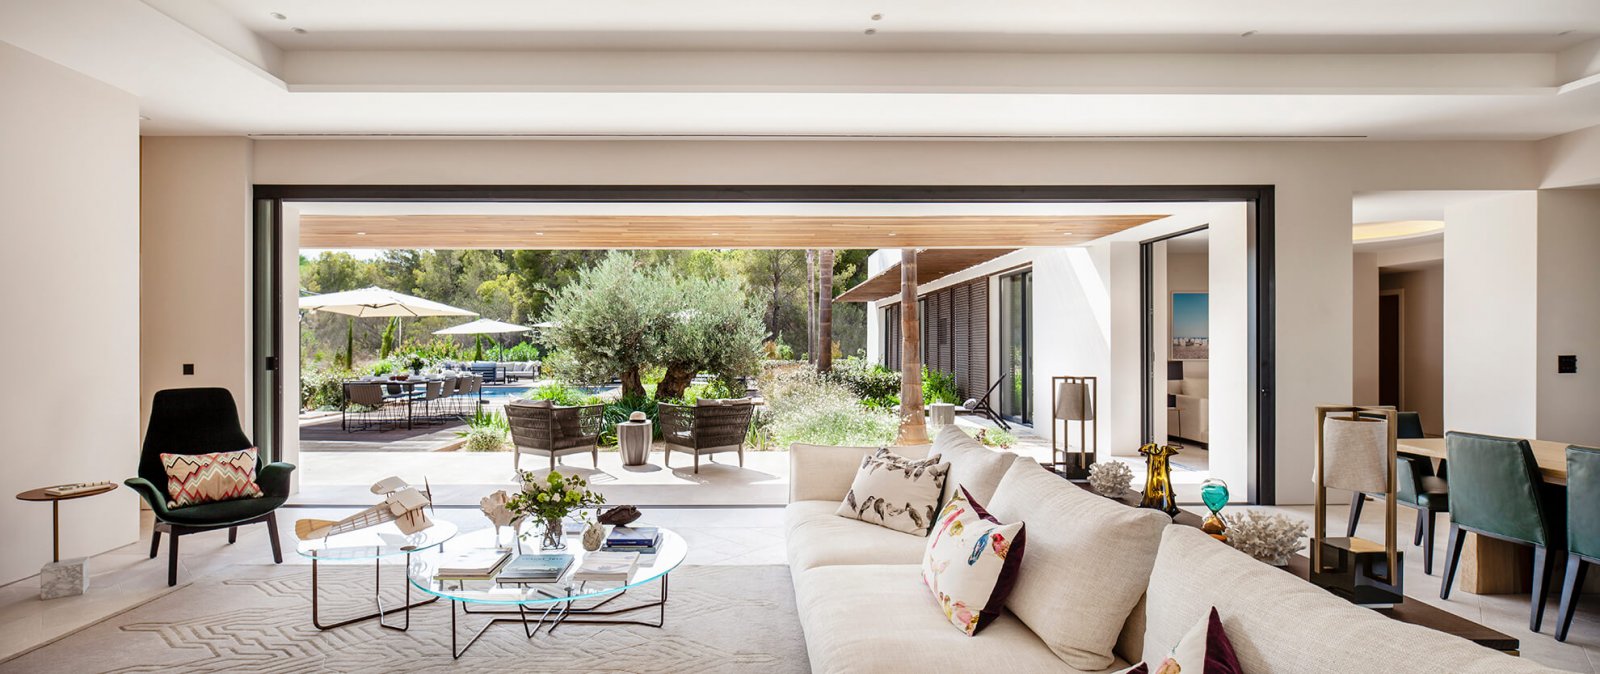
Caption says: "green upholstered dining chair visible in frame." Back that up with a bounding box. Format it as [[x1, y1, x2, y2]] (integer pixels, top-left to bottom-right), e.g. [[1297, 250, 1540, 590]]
[[1438, 431, 1558, 632], [1556, 445, 1600, 642], [125, 388, 295, 586], [1346, 411, 1449, 574]]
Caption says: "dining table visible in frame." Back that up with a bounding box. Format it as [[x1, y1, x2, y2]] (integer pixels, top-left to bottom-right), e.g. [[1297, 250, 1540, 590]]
[[1397, 437, 1571, 595]]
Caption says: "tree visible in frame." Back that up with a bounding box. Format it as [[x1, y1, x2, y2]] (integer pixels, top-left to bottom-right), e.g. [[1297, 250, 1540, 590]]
[[543, 253, 670, 399], [379, 316, 398, 359], [817, 248, 835, 372], [804, 250, 817, 362], [655, 275, 766, 400]]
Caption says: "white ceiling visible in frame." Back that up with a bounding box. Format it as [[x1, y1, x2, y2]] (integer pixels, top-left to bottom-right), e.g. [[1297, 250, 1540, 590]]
[[3, 0, 1600, 138]]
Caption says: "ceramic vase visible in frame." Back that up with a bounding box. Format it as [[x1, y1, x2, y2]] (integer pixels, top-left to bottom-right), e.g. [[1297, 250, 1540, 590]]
[[1138, 443, 1181, 517]]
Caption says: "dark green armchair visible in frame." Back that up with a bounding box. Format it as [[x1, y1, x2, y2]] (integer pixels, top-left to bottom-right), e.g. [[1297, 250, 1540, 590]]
[[126, 388, 294, 586], [1346, 411, 1448, 574], [1439, 431, 1558, 632], [1557, 444, 1599, 642]]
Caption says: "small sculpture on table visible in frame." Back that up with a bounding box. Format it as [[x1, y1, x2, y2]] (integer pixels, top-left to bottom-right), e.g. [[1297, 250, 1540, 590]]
[[1199, 478, 1230, 540], [1086, 461, 1134, 499], [479, 490, 526, 552], [1137, 443, 1181, 517], [597, 505, 642, 527], [294, 476, 434, 541]]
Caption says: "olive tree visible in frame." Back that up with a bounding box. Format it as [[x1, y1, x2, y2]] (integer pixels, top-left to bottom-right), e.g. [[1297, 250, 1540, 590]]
[[655, 275, 766, 401], [543, 253, 671, 399]]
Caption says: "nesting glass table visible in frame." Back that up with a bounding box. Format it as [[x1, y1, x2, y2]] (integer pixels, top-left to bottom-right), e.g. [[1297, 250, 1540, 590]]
[[296, 520, 457, 631], [409, 527, 687, 658]]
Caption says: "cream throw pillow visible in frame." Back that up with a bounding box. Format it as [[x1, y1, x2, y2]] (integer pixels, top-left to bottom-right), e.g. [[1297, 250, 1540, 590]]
[[985, 459, 1171, 670], [922, 485, 1027, 635], [836, 448, 950, 535]]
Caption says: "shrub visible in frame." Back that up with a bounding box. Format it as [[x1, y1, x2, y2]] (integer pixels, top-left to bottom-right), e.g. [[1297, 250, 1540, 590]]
[[922, 366, 960, 406], [523, 381, 602, 407], [300, 365, 351, 411], [831, 357, 901, 401], [456, 409, 511, 451], [599, 394, 661, 446], [764, 368, 898, 447]]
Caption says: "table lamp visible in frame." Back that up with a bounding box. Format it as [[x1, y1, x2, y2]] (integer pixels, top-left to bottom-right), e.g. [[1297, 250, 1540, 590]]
[[1312, 404, 1404, 607], [1051, 376, 1097, 478]]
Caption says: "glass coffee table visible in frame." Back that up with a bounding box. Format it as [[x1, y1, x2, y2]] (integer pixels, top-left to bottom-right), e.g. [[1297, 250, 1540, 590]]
[[409, 526, 687, 658], [296, 520, 457, 631]]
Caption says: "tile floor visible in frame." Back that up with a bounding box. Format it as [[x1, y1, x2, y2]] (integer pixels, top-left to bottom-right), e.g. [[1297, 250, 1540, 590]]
[[1, 499, 1595, 671]]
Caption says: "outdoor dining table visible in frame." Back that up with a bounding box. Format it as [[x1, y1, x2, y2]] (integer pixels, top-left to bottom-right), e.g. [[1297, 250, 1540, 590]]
[[1397, 436, 1571, 595], [368, 376, 481, 430]]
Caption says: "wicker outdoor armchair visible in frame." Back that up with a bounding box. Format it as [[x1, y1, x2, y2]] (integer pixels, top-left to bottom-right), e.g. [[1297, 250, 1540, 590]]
[[505, 399, 604, 472], [658, 399, 755, 473]]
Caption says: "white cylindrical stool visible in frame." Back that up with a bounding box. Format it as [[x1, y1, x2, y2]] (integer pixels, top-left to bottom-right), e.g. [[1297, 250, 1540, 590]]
[[618, 419, 653, 467], [928, 402, 956, 428]]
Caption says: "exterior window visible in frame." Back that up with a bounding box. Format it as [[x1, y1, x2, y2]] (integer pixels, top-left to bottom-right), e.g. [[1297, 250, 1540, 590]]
[[998, 270, 1032, 424]]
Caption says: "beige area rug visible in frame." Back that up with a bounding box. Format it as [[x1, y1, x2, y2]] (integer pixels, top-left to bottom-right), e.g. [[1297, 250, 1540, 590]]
[[0, 565, 808, 673]]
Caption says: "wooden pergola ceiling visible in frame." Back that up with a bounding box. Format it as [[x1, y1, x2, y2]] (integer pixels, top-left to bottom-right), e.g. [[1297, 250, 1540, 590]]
[[836, 249, 1018, 303], [297, 214, 1164, 250]]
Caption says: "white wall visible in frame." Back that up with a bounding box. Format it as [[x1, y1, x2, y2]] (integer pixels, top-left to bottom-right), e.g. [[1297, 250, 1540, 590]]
[[1386, 265, 1445, 435], [140, 137, 253, 433], [0, 42, 140, 584], [1443, 192, 1540, 437], [1535, 189, 1600, 446], [1351, 252, 1380, 405], [1208, 210, 1251, 497]]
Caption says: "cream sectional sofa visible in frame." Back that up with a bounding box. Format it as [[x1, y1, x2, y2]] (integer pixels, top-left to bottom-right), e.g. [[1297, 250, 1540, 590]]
[[785, 432, 1556, 674]]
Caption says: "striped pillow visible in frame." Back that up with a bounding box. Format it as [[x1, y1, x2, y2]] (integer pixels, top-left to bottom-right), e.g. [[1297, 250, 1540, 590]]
[[160, 447, 264, 508]]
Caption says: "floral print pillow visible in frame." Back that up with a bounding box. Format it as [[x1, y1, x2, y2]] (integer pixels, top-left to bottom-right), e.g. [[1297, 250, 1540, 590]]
[[1117, 607, 1243, 674], [920, 485, 1026, 635]]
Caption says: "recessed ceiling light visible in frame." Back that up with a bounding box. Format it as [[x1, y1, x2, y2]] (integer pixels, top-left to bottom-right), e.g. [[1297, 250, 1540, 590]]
[[711, 232, 720, 236], [356, 231, 367, 236], [535, 232, 544, 236], [292, 27, 308, 34], [865, 28, 878, 35], [888, 233, 897, 237], [871, 13, 883, 21], [270, 12, 287, 20], [138, 115, 150, 121], [1240, 30, 1257, 38], [1557, 30, 1575, 37]]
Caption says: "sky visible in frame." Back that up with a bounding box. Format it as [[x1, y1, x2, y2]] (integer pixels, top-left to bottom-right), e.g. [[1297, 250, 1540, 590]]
[[300, 248, 390, 261], [1171, 292, 1208, 338]]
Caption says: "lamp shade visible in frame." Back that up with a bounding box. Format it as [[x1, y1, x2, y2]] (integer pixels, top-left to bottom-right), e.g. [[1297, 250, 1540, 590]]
[[1320, 417, 1387, 493], [1054, 381, 1094, 421]]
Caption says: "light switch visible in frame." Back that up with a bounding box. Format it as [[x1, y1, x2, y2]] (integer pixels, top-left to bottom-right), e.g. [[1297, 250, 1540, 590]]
[[182, 363, 195, 375], [1558, 355, 1577, 374]]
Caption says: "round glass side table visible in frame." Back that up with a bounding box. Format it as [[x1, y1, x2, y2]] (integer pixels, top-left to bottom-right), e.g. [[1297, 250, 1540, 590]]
[[296, 519, 457, 631]]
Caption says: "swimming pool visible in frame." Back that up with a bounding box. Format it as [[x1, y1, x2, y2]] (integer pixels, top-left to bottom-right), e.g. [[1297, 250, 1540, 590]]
[[478, 384, 618, 402]]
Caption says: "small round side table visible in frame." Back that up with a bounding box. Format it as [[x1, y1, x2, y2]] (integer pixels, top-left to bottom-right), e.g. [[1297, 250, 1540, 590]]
[[16, 483, 118, 563], [17, 483, 118, 599]]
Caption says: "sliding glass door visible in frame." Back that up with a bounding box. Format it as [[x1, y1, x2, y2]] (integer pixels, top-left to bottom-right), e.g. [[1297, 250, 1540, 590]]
[[998, 269, 1032, 424]]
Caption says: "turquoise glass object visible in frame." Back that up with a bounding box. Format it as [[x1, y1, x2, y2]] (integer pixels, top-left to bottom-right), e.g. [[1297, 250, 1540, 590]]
[[1200, 478, 1230, 516]]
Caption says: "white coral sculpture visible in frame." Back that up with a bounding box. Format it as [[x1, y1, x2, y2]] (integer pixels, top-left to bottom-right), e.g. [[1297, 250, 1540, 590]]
[[480, 490, 524, 529], [1086, 461, 1135, 498], [1222, 510, 1308, 566]]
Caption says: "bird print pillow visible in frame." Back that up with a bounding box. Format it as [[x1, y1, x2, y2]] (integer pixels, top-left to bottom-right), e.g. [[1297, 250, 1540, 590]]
[[921, 485, 1026, 635], [836, 448, 950, 535]]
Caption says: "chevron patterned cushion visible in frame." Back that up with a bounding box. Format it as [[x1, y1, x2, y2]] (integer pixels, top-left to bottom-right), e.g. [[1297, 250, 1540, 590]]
[[160, 448, 264, 509]]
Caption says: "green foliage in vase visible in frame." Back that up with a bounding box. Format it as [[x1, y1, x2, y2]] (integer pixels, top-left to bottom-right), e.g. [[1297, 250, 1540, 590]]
[[508, 470, 606, 525]]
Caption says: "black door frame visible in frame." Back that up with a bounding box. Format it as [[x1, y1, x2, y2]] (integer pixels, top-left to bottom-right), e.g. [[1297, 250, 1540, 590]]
[[254, 184, 1275, 504]]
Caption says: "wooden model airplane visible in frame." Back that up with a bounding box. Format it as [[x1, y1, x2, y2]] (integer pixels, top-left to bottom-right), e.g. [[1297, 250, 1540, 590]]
[[294, 476, 435, 540]]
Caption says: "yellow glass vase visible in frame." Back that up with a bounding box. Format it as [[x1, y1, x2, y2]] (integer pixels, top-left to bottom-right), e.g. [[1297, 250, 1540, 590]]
[[1138, 443, 1181, 517]]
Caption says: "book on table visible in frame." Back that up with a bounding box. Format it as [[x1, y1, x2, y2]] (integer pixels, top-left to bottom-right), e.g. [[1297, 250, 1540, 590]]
[[573, 551, 640, 582], [435, 548, 512, 580], [495, 553, 574, 583], [605, 526, 660, 548]]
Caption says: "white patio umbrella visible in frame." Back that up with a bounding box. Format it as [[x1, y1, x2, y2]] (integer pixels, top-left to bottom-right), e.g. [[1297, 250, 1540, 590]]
[[299, 287, 477, 366], [435, 318, 534, 361]]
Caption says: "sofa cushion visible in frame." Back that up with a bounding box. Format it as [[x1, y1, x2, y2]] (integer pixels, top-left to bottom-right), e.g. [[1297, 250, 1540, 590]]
[[986, 459, 1171, 671], [789, 443, 931, 503], [786, 501, 928, 573], [933, 427, 1018, 508], [1144, 526, 1552, 673], [1119, 607, 1241, 674], [922, 486, 1027, 635], [160, 447, 264, 509], [836, 449, 950, 535], [795, 564, 1129, 674]]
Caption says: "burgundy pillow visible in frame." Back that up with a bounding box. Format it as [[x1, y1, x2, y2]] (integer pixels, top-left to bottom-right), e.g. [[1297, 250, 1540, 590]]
[[1119, 607, 1242, 674]]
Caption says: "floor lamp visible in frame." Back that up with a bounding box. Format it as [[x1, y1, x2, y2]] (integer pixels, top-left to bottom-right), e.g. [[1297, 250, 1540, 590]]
[[1051, 376, 1097, 479]]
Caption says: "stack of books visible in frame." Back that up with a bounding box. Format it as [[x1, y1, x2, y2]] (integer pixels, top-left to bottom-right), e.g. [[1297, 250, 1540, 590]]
[[435, 548, 512, 581], [573, 551, 640, 582], [603, 526, 661, 554], [494, 553, 574, 584]]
